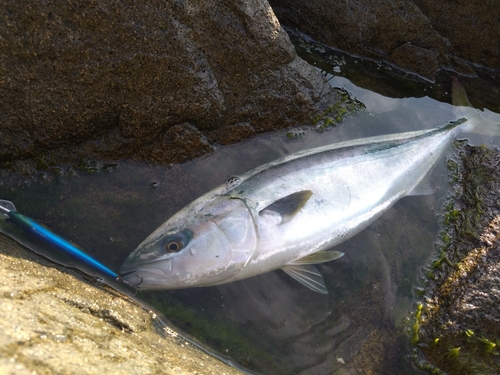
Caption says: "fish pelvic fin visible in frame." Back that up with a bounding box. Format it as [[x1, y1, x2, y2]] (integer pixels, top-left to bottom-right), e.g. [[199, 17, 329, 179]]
[[291, 250, 345, 265], [259, 190, 313, 225], [281, 264, 328, 294]]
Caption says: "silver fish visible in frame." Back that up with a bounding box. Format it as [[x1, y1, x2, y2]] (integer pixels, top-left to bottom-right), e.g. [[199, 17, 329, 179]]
[[120, 114, 488, 293]]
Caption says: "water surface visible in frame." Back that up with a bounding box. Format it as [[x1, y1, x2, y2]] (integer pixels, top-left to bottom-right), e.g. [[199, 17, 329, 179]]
[[1, 48, 500, 374]]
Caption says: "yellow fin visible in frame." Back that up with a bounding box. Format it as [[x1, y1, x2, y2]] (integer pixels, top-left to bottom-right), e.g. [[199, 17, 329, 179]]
[[291, 250, 344, 265]]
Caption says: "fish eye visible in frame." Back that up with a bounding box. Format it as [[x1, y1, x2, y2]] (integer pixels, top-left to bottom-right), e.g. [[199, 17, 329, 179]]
[[160, 229, 193, 254], [165, 241, 181, 253]]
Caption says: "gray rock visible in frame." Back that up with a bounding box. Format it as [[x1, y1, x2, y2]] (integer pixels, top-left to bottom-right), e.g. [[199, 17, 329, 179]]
[[268, 0, 499, 80], [0, 233, 243, 375], [414, 0, 500, 72], [387, 42, 440, 82], [0, 0, 337, 165]]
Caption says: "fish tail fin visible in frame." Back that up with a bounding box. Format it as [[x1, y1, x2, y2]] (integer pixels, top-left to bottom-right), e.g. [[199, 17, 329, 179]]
[[451, 76, 473, 108], [455, 108, 500, 137], [452, 76, 500, 137], [464, 113, 500, 137]]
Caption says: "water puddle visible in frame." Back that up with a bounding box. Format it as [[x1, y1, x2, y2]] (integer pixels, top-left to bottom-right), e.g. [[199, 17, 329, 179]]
[[1, 40, 500, 374]]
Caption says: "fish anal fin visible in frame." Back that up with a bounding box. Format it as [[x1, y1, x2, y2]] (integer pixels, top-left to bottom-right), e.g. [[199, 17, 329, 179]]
[[281, 264, 328, 294], [291, 250, 344, 265], [259, 190, 312, 224], [408, 173, 434, 196]]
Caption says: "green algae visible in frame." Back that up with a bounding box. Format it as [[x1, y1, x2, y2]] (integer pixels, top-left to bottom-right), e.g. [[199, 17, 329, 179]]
[[410, 303, 423, 346], [285, 128, 307, 140], [311, 88, 365, 131], [141, 291, 284, 373]]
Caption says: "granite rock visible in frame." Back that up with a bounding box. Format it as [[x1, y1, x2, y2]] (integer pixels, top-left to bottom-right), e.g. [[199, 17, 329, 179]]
[[269, 0, 499, 81], [0, 0, 337, 165], [0, 233, 243, 375]]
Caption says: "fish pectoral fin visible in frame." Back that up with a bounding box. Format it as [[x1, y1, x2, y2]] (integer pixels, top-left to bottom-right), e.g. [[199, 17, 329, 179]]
[[259, 190, 312, 225], [291, 250, 345, 265], [281, 264, 328, 294]]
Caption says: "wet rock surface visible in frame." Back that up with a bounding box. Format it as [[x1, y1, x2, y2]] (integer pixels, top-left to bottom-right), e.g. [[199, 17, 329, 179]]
[[0, 233, 243, 375], [414, 144, 500, 374], [0, 0, 337, 166], [268, 0, 499, 81]]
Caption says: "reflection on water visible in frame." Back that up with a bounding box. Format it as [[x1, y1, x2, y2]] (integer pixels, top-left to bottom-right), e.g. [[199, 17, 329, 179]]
[[1, 69, 499, 374]]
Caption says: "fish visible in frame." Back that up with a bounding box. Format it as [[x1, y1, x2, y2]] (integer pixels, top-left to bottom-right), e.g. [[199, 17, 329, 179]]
[[120, 104, 498, 293]]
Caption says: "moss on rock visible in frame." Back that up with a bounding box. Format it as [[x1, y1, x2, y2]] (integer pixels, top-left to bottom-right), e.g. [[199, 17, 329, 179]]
[[412, 144, 500, 375]]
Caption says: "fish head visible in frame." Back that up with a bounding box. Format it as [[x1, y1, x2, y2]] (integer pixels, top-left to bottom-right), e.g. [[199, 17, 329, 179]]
[[119, 196, 258, 289]]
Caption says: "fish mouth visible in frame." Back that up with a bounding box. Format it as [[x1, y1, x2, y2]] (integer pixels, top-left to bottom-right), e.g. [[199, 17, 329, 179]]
[[119, 259, 173, 288], [119, 267, 170, 288], [119, 270, 144, 286]]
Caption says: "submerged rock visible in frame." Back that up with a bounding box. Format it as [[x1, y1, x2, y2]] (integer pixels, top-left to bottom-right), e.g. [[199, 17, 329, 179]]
[[413, 144, 500, 375], [0, 0, 337, 166], [0, 234, 243, 375]]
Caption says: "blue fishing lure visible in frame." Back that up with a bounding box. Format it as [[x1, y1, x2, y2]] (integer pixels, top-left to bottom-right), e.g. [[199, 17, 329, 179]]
[[0, 200, 127, 285]]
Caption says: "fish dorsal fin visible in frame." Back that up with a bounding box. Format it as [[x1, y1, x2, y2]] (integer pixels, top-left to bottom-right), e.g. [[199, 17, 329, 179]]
[[259, 190, 312, 224], [290, 250, 344, 265], [281, 264, 328, 294]]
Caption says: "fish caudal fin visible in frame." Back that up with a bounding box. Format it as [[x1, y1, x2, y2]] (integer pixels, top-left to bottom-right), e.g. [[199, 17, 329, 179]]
[[451, 77, 500, 137], [462, 111, 500, 138], [282, 264, 328, 294], [452, 76, 473, 108]]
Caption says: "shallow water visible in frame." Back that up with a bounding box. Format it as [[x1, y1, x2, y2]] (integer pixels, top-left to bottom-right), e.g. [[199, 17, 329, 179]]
[[1, 45, 500, 374]]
